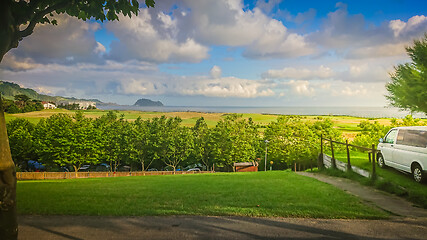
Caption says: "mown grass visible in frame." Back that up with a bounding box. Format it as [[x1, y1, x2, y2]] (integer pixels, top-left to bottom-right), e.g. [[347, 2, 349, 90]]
[[17, 171, 388, 218], [323, 150, 427, 208]]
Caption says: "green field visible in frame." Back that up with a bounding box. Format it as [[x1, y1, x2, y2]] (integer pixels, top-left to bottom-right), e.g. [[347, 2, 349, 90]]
[[6, 109, 420, 139], [17, 171, 388, 219]]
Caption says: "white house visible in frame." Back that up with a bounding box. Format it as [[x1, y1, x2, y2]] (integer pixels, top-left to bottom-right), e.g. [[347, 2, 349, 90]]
[[57, 100, 96, 109], [42, 102, 56, 109]]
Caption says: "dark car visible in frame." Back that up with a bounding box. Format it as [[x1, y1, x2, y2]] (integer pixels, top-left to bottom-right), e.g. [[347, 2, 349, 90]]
[[27, 160, 46, 172]]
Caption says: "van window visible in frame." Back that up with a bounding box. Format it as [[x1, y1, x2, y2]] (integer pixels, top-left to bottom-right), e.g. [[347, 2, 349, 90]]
[[385, 129, 398, 144], [396, 130, 427, 148]]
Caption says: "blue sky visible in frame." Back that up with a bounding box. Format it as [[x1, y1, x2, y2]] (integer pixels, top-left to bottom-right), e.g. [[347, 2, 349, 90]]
[[1, 0, 427, 107]]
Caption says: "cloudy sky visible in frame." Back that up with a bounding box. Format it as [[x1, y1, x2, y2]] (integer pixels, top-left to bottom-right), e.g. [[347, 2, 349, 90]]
[[1, 0, 427, 107]]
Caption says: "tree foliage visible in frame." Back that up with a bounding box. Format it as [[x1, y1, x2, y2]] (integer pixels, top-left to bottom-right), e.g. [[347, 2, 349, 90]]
[[0, 0, 155, 62], [34, 112, 100, 172], [211, 114, 260, 170], [386, 34, 427, 114], [6, 118, 36, 169], [352, 115, 426, 148], [7, 111, 349, 172], [264, 116, 331, 169]]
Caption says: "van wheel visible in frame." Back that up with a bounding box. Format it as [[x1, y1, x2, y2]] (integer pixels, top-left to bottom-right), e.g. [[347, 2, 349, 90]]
[[412, 164, 424, 183], [377, 155, 386, 168]]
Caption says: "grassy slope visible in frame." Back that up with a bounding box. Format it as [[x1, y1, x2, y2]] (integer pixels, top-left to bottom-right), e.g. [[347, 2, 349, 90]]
[[17, 171, 388, 219], [326, 150, 427, 208]]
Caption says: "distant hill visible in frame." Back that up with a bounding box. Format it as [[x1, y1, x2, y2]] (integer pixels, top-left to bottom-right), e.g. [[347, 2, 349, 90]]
[[0, 80, 102, 103], [134, 98, 164, 107]]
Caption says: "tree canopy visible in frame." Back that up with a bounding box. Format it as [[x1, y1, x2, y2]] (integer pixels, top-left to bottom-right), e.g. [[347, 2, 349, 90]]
[[386, 34, 427, 114], [0, 0, 155, 62]]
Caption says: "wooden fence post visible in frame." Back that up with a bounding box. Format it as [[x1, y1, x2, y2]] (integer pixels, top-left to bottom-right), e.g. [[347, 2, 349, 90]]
[[330, 140, 336, 169], [371, 144, 376, 180], [318, 135, 324, 169], [346, 140, 351, 171]]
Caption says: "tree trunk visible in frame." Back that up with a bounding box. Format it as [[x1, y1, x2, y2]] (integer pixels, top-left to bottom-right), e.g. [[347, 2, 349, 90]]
[[0, 95, 18, 240], [73, 166, 78, 178]]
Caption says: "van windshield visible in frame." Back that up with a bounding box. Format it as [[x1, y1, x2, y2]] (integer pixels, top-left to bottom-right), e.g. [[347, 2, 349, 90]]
[[396, 130, 427, 148]]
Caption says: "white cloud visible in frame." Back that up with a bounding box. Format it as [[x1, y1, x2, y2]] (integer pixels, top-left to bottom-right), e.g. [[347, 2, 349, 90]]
[[2, 59, 273, 99], [180, 0, 315, 58], [389, 15, 427, 38], [106, 9, 209, 63], [310, 3, 427, 59], [262, 65, 334, 80], [10, 14, 101, 64], [341, 63, 391, 82], [94, 42, 106, 54], [294, 8, 317, 24], [1, 53, 42, 71], [176, 77, 274, 98], [210, 65, 222, 78], [256, 0, 282, 14], [286, 80, 315, 96], [338, 86, 367, 96], [346, 43, 407, 59]]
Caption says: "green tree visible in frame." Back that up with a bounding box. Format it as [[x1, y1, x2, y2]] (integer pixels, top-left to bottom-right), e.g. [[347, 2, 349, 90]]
[[386, 34, 427, 114], [390, 115, 426, 127], [14, 94, 30, 103], [192, 117, 214, 171], [34, 112, 100, 173], [5, 103, 21, 114], [94, 111, 122, 172], [133, 117, 154, 171], [6, 118, 36, 170], [264, 116, 320, 170], [0, 0, 155, 62], [211, 114, 260, 170], [163, 123, 194, 172], [70, 111, 101, 172], [153, 117, 193, 172], [351, 120, 390, 148]]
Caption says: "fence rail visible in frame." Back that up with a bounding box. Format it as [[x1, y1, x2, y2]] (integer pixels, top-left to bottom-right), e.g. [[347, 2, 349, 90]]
[[17, 171, 214, 180], [319, 135, 379, 179]]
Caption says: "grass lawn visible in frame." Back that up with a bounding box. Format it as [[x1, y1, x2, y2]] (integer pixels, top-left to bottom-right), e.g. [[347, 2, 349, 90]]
[[17, 171, 388, 219], [324, 150, 427, 208]]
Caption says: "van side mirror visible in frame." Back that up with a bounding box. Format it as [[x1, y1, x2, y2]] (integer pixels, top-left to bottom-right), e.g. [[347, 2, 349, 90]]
[[379, 138, 384, 143]]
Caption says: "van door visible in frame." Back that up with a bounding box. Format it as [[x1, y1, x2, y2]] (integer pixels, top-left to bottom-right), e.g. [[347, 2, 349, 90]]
[[392, 129, 412, 172], [381, 129, 398, 167], [393, 129, 427, 173]]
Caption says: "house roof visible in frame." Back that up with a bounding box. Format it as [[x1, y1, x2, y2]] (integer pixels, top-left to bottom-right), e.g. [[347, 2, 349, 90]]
[[234, 162, 259, 167]]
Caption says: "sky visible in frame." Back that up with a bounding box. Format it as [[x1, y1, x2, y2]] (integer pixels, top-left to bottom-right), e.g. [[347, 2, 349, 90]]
[[1, 0, 427, 107]]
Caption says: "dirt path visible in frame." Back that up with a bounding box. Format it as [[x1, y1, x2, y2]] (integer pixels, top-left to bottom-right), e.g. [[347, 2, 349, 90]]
[[297, 172, 427, 218], [18, 215, 427, 240]]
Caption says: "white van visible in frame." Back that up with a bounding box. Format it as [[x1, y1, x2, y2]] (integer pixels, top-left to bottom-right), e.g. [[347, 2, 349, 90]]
[[377, 126, 427, 183]]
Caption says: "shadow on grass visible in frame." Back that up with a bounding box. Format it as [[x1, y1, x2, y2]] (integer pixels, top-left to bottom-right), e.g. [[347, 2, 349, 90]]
[[19, 215, 398, 240]]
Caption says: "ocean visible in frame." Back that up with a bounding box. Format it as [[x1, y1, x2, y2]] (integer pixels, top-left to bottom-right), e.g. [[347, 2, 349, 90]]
[[97, 105, 426, 119]]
